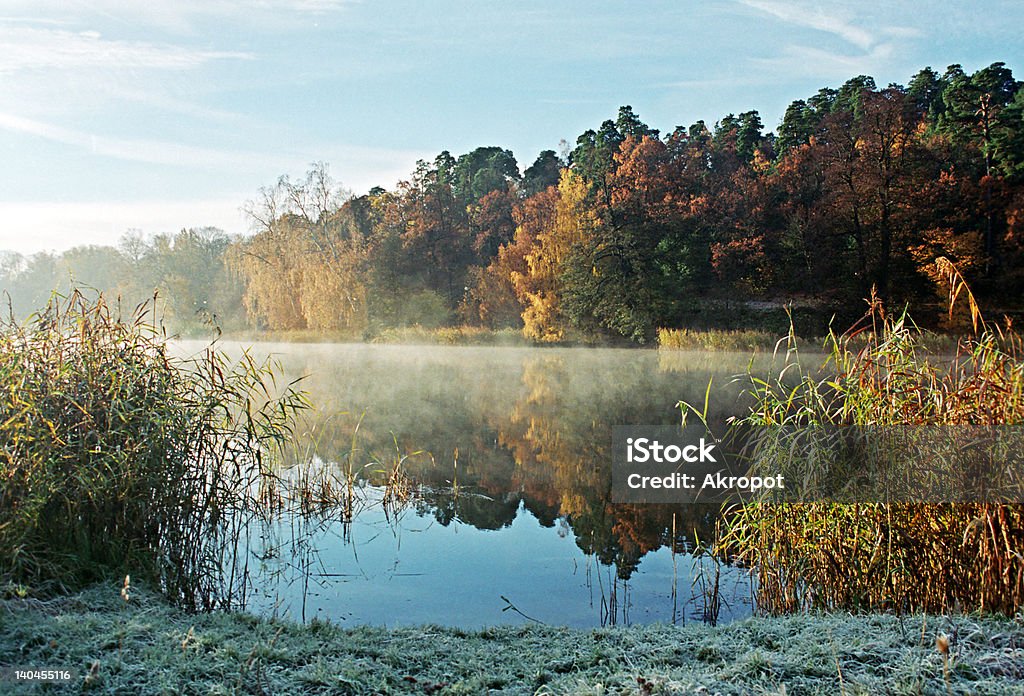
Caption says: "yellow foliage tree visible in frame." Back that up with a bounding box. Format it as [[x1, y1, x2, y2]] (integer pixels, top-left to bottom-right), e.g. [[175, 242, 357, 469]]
[[511, 170, 598, 341], [463, 185, 559, 328], [228, 218, 306, 330], [297, 242, 368, 332], [230, 165, 369, 335]]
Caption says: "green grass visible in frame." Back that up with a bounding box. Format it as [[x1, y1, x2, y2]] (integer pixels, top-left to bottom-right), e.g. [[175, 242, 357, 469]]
[[2, 582, 1022, 695]]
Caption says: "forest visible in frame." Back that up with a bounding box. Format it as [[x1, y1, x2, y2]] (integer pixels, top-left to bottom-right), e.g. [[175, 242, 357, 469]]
[[3, 61, 1023, 342]]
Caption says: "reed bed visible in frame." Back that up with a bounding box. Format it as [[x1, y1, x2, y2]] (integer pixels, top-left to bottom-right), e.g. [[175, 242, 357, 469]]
[[658, 327, 799, 352], [371, 325, 527, 346], [0, 290, 308, 608], [720, 263, 1024, 615], [270, 437, 419, 525], [658, 326, 959, 354]]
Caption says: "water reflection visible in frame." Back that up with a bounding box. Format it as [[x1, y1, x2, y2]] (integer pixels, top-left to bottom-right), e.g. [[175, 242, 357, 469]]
[[195, 343, 769, 628]]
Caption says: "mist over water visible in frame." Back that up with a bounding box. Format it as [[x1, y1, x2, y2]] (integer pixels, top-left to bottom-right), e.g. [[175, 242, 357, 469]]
[[178, 341, 773, 627]]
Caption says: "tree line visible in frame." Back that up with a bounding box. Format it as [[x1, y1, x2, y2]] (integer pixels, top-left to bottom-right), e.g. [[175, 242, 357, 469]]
[[3, 61, 1023, 340]]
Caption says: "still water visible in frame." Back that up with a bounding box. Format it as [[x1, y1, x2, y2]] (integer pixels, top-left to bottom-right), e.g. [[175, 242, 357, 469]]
[[191, 342, 777, 628]]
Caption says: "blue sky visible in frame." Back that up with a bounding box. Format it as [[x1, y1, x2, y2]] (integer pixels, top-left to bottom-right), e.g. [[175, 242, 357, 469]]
[[1, 0, 1021, 254]]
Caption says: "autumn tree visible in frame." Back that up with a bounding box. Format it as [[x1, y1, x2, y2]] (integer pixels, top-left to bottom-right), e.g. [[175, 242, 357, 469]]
[[463, 186, 559, 328], [770, 139, 850, 297], [560, 135, 689, 341], [233, 163, 368, 333], [800, 86, 924, 300], [569, 106, 658, 194], [469, 188, 517, 260], [396, 157, 474, 312], [145, 227, 242, 329], [511, 171, 598, 341]]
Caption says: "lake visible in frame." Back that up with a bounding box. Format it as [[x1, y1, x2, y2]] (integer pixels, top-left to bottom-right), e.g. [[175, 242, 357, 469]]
[[183, 342, 777, 628]]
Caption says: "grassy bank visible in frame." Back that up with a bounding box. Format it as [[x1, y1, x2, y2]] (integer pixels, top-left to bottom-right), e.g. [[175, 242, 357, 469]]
[[204, 322, 970, 353], [657, 327, 800, 352], [2, 584, 1022, 695], [212, 326, 532, 347], [217, 324, 784, 350], [657, 327, 961, 353], [370, 325, 529, 346]]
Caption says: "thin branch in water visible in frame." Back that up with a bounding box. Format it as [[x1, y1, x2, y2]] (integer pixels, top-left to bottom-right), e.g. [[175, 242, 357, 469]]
[[499, 595, 545, 624]]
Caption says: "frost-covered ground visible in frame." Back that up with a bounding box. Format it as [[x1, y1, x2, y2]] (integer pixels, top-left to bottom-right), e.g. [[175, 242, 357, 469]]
[[2, 584, 1022, 694]]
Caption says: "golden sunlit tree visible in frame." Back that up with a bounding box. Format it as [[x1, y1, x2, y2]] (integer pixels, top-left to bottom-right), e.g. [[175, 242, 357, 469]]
[[231, 163, 369, 334], [462, 185, 559, 328], [511, 170, 598, 341]]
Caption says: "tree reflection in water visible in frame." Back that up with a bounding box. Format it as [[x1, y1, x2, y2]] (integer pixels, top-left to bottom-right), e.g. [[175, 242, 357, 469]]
[[214, 343, 763, 627]]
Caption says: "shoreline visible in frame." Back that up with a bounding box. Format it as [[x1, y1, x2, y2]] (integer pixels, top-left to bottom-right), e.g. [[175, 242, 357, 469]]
[[165, 324, 964, 354], [2, 584, 1021, 694]]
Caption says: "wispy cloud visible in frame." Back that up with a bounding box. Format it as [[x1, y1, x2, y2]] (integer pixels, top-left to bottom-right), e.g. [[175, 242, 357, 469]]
[[755, 42, 898, 80], [734, 0, 924, 84], [0, 16, 69, 25], [0, 1, 356, 33], [736, 0, 875, 50], [0, 111, 429, 194], [736, 0, 924, 55], [0, 25, 250, 74]]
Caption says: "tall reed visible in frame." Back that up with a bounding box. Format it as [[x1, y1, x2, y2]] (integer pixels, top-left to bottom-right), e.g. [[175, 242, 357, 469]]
[[720, 263, 1024, 615], [0, 290, 308, 608]]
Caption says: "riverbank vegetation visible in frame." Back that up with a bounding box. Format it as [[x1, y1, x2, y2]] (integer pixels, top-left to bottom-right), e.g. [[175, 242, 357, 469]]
[[0, 291, 307, 607], [2, 581, 1022, 695], [657, 326, 961, 353], [3, 62, 1024, 344], [719, 268, 1024, 615], [209, 325, 528, 346]]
